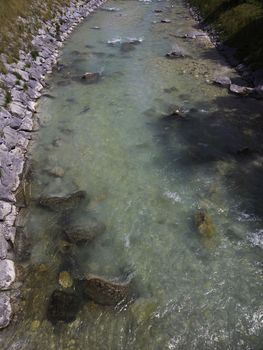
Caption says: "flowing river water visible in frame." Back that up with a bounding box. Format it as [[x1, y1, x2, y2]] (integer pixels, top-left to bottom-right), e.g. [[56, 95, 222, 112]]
[[1, 0, 263, 349]]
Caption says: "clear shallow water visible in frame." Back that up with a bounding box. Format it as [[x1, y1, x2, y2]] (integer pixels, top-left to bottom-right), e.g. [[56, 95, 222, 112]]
[[1, 0, 263, 349]]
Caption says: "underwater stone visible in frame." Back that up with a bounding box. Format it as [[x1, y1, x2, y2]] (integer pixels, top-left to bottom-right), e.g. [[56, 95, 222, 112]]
[[81, 274, 131, 306], [47, 166, 65, 178], [229, 84, 253, 96], [165, 45, 189, 59], [195, 210, 216, 238], [0, 293, 12, 329], [213, 75, 231, 87], [38, 190, 87, 211], [81, 72, 101, 83], [63, 217, 106, 245], [120, 42, 136, 53], [13, 228, 31, 262], [161, 18, 171, 23], [47, 290, 81, 324], [58, 271, 73, 289]]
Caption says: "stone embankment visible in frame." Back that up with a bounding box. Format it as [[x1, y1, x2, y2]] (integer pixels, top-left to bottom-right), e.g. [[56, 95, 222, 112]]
[[0, 0, 106, 329], [187, 4, 263, 97]]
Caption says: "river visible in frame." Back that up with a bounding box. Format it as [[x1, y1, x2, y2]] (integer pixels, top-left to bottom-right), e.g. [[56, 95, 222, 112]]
[[1, 0, 263, 349]]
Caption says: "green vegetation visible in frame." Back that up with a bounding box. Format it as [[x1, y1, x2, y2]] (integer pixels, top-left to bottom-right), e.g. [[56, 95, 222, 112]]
[[0, 60, 8, 75], [30, 50, 39, 60], [0, 0, 71, 61], [4, 89, 12, 107], [189, 0, 263, 69], [13, 71, 23, 80]]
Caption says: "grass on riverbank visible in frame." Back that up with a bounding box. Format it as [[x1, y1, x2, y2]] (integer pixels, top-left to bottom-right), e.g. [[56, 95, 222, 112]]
[[0, 0, 71, 70], [189, 0, 263, 69]]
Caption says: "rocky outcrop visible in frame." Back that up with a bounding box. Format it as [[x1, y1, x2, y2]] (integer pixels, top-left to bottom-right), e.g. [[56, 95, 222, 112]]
[[0, 0, 108, 329]]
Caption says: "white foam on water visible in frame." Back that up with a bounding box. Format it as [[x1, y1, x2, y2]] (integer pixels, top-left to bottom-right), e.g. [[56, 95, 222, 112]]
[[247, 229, 263, 249], [164, 191, 182, 203]]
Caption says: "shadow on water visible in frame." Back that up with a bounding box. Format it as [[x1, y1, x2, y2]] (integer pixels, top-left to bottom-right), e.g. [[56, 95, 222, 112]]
[[151, 92, 263, 218]]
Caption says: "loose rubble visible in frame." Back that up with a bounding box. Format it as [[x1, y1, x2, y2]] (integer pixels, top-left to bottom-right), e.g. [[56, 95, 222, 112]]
[[0, 0, 107, 329]]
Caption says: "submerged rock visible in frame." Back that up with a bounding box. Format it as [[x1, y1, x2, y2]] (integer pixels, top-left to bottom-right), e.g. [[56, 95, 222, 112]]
[[165, 44, 189, 59], [161, 18, 171, 23], [81, 72, 101, 83], [38, 190, 87, 211], [13, 228, 31, 262], [63, 217, 106, 245], [130, 297, 158, 324], [236, 147, 255, 157], [229, 84, 253, 96], [81, 274, 132, 306], [101, 7, 120, 12], [213, 75, 231, 87], [195, 210, 216, 238], [120, 42, 136, 53], [47, 290, 81, 324], [46, 166, 65, 178], [58, 271, 73, 289]]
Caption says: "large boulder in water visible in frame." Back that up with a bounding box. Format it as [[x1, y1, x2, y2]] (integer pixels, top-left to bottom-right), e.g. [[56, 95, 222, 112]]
[[80, 274, 132, 306], [63, 217, 106, 245], [47, 290, 81, 324], [38, 190, 87, 211]]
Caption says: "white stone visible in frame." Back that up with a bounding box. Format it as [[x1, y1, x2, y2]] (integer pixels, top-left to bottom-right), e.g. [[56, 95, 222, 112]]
[[9, 101, 26, 118], [0, 201, 12, 221], [0, 293, 12, 329], [0, 260, 15, 290]]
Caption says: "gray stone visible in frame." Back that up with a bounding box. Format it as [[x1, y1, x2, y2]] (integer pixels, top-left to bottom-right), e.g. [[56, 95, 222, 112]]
[[2, 126, 29, 150], [0, 232, 8, 260], [229, 84, 253, 96], [0, 201, 12, 221], [81, 72, 101, 83], [47, 166, 65, 178], [0, 259, 15, 289], [0, 293, 12, 329], [213, 75, 231, 87], [9, 101, 26, 118], [0, 224, 16, 244], [20, 111, 34, 131], [14, 69, 29, 82], [166, 44, 189, 59], [161, 18, 171, 23]]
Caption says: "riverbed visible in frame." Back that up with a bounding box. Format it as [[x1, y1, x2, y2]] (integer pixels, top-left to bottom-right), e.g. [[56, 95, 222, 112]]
[[1, 0, 263, 349]]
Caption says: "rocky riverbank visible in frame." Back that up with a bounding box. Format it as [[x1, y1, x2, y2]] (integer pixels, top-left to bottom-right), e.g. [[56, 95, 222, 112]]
[[187, 1, 263, 96], [0, 0, 107, 329]]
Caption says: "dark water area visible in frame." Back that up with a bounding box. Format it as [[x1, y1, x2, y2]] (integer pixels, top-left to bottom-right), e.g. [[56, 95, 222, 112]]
[[1, 0, 262, 349]]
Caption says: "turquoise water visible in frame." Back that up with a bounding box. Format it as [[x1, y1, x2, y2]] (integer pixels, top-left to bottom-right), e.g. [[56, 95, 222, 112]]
[[1, 0, 263, 349]]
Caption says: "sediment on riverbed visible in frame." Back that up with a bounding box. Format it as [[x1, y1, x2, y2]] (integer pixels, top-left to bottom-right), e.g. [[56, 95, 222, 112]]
[[0, 0, 107, 329]]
